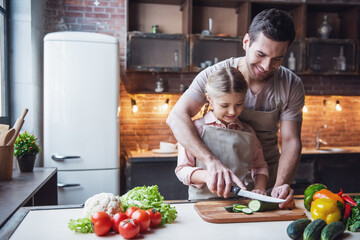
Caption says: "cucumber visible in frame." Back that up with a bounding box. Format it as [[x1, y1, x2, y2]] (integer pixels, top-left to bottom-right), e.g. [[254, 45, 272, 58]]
[[321, 221, 345, 240], [240, 208, 253, 214], [224, 206, 234, 212], [303, 219, 327, 240], [233, 204, 247, 213], [286, 218, 312, 239], [248, 200, 279, 212]]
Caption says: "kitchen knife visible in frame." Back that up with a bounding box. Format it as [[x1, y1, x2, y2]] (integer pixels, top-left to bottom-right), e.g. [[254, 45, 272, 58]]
[[231, 186, 286, 203]]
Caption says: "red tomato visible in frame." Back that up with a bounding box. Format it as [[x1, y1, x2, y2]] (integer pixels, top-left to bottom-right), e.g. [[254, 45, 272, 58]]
[[125, 206, 140, 218], [91, 212, 112, 236], [111, 212, 129, 233], [146, 209, 162, 227], [119, 219, 140, 239], [131, 209, 151, 232]]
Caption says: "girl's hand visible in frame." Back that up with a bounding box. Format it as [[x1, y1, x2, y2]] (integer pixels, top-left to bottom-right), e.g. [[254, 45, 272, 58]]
[[251, 189, 266, 195]]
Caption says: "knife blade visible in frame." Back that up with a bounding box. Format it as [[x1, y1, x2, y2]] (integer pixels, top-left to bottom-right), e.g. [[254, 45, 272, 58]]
[[231, 186, 286, 203]]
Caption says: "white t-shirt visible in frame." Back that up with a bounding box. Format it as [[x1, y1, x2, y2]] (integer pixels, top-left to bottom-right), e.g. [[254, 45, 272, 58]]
[[184, 57, 305, 122]]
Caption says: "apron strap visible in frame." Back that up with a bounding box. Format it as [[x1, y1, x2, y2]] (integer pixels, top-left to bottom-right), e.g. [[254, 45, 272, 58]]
[[274, 70, 282, 107]]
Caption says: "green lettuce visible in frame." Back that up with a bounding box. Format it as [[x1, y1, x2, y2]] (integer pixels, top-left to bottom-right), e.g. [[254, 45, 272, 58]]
[[120, 185, 177, 225], [68, 217, 93, 233]]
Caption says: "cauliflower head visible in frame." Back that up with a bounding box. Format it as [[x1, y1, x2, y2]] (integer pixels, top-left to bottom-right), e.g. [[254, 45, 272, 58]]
[[83, 192, 123, 218]]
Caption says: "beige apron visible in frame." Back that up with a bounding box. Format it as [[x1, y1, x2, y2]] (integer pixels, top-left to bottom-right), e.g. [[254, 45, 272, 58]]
[[188, 119, 254, 200], [239, 70, 282, 190]]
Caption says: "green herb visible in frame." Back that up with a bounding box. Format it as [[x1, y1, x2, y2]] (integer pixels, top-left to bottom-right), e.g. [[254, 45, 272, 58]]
[[68, 217, 93, 233], [14, 131, 41, 158], [120, 185, 177, 225], [346, 195, 360, 232]]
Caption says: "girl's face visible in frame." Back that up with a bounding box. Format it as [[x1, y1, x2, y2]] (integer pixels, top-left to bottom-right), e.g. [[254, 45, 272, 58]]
[[206, 92, 246, 126]]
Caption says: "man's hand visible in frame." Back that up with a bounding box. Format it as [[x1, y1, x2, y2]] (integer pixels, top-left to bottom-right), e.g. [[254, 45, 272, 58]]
[[206, 159, 246, 198], [271, 184, 295, 209]]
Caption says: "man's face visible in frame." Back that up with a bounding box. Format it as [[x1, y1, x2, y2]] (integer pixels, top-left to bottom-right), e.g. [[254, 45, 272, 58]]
[[243, 32, 289, 82]]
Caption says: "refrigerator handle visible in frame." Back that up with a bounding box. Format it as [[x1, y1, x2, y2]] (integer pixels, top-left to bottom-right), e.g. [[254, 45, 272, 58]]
[[51, 155, 81, 162], [58, 182, 81, 188]]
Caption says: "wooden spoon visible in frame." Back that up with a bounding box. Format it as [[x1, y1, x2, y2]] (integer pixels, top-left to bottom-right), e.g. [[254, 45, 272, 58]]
[[0, 124, 9, 144], [3, 128, 15, 146]]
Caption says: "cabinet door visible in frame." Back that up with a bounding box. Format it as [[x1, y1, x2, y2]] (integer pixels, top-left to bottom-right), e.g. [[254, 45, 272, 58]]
[[126, 159, 188, 200], [318, 155, 360, 193]]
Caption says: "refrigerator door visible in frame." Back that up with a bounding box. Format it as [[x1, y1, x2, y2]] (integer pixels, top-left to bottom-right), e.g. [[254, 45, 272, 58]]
[[58, 169, 120, 205], [43, 32, 119, 170]]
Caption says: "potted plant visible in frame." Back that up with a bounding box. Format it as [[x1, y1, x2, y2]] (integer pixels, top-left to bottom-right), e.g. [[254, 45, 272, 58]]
[[14, 131, 41, 172]]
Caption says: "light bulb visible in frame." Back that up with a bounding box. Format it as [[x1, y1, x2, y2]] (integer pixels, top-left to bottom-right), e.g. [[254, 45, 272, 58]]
[[132, 105, 138, 113], [131, 99, 138, 113], [302, 105, 308, 113], [335, 100, 342, 111]]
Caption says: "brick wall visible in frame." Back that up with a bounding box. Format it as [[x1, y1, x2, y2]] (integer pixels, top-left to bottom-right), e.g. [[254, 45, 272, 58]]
[[44, 0, 360, 156]]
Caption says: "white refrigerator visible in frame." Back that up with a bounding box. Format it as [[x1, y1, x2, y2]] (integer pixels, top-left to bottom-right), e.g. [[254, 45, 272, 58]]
[[43, 32, 120, 205]]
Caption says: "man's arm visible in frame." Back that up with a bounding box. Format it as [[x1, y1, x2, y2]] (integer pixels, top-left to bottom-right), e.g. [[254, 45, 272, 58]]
[[271, 120, 302, 208], [166, 94, 246, 197]]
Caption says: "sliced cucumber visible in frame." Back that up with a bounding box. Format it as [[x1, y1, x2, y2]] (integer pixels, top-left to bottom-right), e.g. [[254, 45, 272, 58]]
[[233, 204, 247, 212], [224, 206, 234, 212], [241, 208, 253, 214]]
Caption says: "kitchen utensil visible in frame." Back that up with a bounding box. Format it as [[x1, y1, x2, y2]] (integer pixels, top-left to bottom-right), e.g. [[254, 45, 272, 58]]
[[194, 200, 306, 223], [231, 186, 286, 203], [0, 124, 9, 145], [8, 108, 28, 146], [4, 128, 15, 146]]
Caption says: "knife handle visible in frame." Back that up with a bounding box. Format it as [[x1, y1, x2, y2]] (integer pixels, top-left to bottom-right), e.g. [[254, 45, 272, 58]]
[[231, 186, 240, 195]]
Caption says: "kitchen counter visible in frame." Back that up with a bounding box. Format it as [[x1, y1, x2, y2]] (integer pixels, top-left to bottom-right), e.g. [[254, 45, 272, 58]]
[[2, 199, 359, 240], [0, 168, 57, 229], [128, 147, 360, 158], [301, 146, 360, 155]]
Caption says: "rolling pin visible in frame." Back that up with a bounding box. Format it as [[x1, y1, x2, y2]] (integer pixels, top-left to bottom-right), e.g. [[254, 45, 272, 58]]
[[7, 108, 28, 146]]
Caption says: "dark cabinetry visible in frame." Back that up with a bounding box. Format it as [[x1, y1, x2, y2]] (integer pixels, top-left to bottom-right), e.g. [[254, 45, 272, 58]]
[[125, 153, 188, 200], [292, 153, 360, 194]]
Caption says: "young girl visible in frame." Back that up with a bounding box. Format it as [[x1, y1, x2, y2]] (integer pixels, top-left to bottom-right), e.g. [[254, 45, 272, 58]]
[[175, 67, 269, 200]]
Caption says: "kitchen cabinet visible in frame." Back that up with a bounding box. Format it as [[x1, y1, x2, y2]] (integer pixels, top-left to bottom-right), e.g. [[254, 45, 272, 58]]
[[292, 148, 360, 194], [124, 0, 360, 94], [0, 168, 57, 229], [125, 151, 188, 200]]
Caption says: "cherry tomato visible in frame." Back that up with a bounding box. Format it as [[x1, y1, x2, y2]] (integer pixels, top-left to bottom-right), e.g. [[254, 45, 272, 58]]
[[119, 219, 140, 239], [146, 209, 162, 227], [111, 212, 129, 233], [125, 206, 140, 218], [91, 211, 112, 236], [131, 209, 151, 232]]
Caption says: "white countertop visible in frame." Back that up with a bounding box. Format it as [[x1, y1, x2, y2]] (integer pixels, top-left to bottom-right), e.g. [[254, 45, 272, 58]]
[[8, 200, 360, 240]]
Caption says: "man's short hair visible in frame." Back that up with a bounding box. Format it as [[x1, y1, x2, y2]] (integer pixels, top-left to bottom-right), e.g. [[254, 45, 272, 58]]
[[248, 8, 296, 46]]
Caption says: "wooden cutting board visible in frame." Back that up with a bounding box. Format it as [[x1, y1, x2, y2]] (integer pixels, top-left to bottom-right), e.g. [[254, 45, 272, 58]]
[[194, 200, 307, 223]]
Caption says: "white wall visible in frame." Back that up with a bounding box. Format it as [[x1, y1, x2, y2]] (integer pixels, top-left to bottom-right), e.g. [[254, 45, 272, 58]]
[[9, 0, 45, 167]]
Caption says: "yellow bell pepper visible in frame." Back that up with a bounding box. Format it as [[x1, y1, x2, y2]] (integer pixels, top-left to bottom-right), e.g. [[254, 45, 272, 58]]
[[310, 198, 341, 224]]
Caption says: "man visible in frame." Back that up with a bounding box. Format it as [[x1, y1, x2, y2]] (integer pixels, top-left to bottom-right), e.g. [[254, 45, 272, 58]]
[[167, 9, 304, 208]]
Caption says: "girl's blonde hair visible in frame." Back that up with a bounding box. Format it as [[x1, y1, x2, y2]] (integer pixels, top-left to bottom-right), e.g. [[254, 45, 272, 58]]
[[203, 67, 248, 115]]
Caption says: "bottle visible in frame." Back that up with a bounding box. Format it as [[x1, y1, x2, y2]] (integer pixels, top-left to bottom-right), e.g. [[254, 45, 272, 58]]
[[336, 46, 346, 71], [152, 25, 159, 34], [173, 50, 179, 68], [318, 15, 332, 39], [155, 78, 164, 92], [288, 52, 296, 71]]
